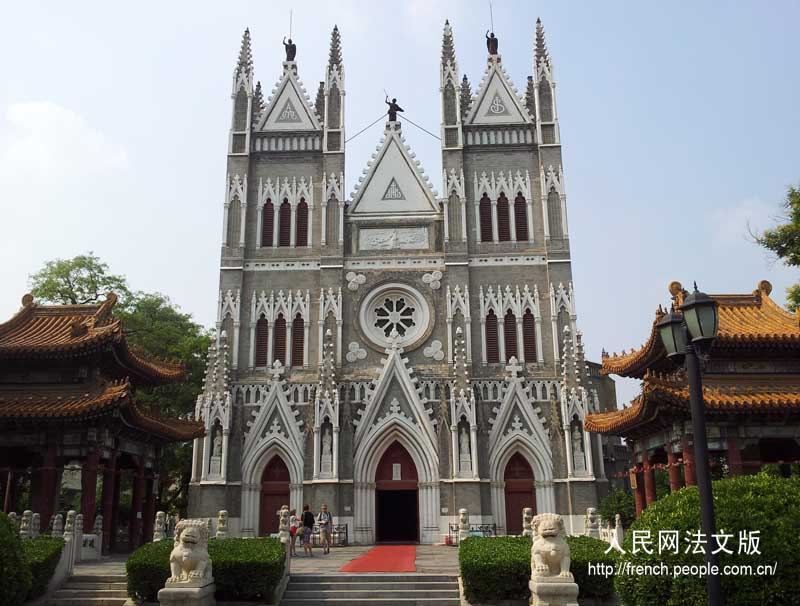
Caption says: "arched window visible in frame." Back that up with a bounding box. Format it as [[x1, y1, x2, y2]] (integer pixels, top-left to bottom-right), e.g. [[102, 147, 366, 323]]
[[523, 310, 537, 361], [443, 84, 457, 125], [547, 188, 563, 239], [514, 194, 528, 241], [327, 84, 341, 129], [326, 195, 337, 243], [273, 314, 287, 365], [504, 310, 518, 361], [226, 197, 241, 246], [278, 199, 291, 247], [479, 195, 493, 242], [233, 89, 248, 130], [291, 313, 304, 367], [261, 199, 274, 247], [485, 310, 499, 364], [539, 78, 553, 122], [497, 194, 511, 241], [295, 199, 308, 247], [448, 192, 460, 240], [255, 316, 269, 367]]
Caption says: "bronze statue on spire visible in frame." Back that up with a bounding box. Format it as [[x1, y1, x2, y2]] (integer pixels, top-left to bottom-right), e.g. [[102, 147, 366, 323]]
[[385, 95, 404, 122], [283, 37, 297, 61], [486, 31, 499, 55]]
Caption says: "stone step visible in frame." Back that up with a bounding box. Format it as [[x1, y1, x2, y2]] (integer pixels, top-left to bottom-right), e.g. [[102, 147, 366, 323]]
[[67, 574, 127, 583], [46, 598, 127, 606], [281, 599, 460, 606], [53, 588, 129, 598], [284, 589, 460, 600], [60, 582, 128, 590], [286, 581, 458, 591], [289, 574, 457, 583]]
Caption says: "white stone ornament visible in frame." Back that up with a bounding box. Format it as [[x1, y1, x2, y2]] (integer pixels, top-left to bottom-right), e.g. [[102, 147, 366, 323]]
[[346, 342, 367, 362], [154, 511, 167, 541], [346, 272, 366, 291], [529, 513, 579, 606], [166, 520, 214, 587], [423, 340, 445, 361], [278, 506, 290, 544], [422, 271, 442, 290], [458, 508, 470, 543], [216, 511, 228, 539], [522, 507, 534, 538]]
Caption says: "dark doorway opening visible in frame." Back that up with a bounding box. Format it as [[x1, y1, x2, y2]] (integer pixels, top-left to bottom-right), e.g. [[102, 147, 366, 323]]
[[504, 452, 535, 535], [259, 455, 289, 536], [375, 441, 419, 543]]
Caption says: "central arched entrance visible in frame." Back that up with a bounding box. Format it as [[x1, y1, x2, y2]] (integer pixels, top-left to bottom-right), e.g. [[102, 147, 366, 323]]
[[375, 441, 418, 542], [504, 453, 535, 535], [259, 455, 289, 536]]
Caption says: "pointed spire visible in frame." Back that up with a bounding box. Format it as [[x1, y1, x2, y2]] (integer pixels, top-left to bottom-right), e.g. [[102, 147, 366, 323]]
[[318, 329, 337, 398], [535, 18, 550, 68], [452, 326, 471, 397], [252, 81, 265, 124], [328, 25, 342, 70], [237, 28, 253, 76], [525, 75, 536, 118], [315, 81, 326, 124], [441, 20, 456, 67], [459, 75, 472, 120]]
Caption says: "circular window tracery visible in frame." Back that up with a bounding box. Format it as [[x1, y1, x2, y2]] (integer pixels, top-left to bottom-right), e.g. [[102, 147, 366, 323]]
[[359, 284, 431, 350]]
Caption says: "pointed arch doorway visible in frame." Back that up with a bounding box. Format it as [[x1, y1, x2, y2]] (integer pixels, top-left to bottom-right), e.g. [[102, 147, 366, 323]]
[[259, 455, 289, 536], [504, 453, 535, 535], [375, 442, 419, 542]]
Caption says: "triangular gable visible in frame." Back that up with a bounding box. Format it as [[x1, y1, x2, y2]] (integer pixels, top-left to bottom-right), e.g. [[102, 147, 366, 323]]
[[243, 379, 304, 461], [354, 343, 437, 451], [258, 70, 321, 132], [488, 378, 549, 455], [467, 63, 531, 126], [350, 128, 439, 215]]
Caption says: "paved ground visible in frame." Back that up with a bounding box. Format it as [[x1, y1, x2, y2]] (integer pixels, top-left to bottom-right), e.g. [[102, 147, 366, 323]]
[[72, 555, 128, 576], [289, 544, 460, 574]]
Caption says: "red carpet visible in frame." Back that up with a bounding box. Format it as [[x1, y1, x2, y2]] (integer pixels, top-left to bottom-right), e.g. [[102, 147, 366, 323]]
[[339, 546, 416, 572]]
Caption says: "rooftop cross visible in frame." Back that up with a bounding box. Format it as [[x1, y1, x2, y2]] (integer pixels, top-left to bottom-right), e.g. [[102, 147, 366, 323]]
[[506, 356, 523, 380], [269, 360, 285, 382]]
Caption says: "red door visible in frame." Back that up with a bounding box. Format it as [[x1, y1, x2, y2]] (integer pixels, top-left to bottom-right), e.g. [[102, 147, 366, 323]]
[[375, 442, 419, 542], [504, 453, 535, 535], [259, 456, 290, 535]]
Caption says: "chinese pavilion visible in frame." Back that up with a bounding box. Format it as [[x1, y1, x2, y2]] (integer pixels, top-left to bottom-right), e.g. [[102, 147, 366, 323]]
[[586, 280, 800, 516], [0, 293, 204, 551]]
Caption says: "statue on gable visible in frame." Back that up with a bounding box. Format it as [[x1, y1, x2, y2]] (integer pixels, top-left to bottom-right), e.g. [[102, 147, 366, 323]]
[[283, 37, 297, 61], [486, 31, 499, 55], [385, 95, 404, 122]]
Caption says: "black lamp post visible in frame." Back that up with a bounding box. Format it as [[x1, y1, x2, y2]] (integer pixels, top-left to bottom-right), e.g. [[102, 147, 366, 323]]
[[656, 283, 722, 606]]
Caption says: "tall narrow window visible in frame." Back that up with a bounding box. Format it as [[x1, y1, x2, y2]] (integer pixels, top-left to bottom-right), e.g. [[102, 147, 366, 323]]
[[557, 308, 570, 357], [504, 310, 518, 361], [273, 315, 287, 365], [523, 310, 537, 361], [547, 189, 563, 239], [295, 199, 309, 247], [278, 199, 291, 247], [514, 194, 528, 241], [479, 195, 493, 242], [233, 90, 248, 130], [327, 195, 337, 243], [261, 199, 274, 247], [226, 198, 241, 246], [255, 316, 269, 366], [327, 84, 341, 129], [443, 84, 457, 125], [291, 313, 304, 367], [539, 77, 553, 122], [485, 310, 499, 364], [497, 194, 511, 241]]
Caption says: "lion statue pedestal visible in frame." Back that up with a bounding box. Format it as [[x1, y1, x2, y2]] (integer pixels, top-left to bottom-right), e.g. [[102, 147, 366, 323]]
[[157, 519, 216, 606], [528, 513, 579, 606]]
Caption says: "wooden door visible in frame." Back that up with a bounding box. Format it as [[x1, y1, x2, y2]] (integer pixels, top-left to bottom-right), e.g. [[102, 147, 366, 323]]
[[259, 456, 290, 535], [504, 453, 535, 535]]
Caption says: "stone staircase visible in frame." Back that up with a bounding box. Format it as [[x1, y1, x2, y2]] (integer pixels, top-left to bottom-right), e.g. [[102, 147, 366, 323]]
[[46, 573, 128, 606], [281, 573, 461, 605]]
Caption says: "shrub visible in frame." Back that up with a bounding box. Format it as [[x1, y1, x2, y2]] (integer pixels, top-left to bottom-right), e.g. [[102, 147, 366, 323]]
[[0, 513, 32, 606], [614, 473, 800, 606], [459, 534, 617, 603], [599, 488, 636, 529], [22, 536, 65, 599], [126, 537, 286, 602]]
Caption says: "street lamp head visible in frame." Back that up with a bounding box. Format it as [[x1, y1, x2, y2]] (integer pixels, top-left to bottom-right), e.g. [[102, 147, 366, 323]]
[[680, 283, 719, 347], [656, 307, 688, 362]]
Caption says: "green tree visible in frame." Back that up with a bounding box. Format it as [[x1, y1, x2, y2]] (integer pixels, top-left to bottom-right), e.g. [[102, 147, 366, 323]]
[[29, 255, 211, 516], [598, 488, 636, 529], [756, 185, 800, 311], [28, 252, 132, 306]]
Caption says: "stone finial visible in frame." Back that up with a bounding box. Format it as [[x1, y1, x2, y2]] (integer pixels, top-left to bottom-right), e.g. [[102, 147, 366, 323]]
[[76, 513, 84, 532], [521, 507, 534, 538], [216, 511, 229, 539], [154, 511, 166, 542], [31, 513, 41, 538], [166, 520, 214, 587], [534, 18, 550, 69], [458, 508, 470, 543], [441, 20, 456, 67], [7, 512, 17, 528], [236, 28, 253, 76], [19, 510, 32, 539], [278, 506, 290, 544], [64, 510, 76, 541], [584, 507, 599, 539], [460, 75, 472, 120], [93, 514, 103, 536]]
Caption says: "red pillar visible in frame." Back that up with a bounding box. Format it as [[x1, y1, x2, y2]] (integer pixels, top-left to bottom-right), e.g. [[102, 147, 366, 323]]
[[3, 469, 13, 513], [633, 466, 645, 517], [39, 443, 59, 523], [129, 459, 146, 549], [143, 470, 157, 543], [643, 456, 656, 505], [110, 467, 122, 551], [101, 453, 117, 553], [667, 447, 683, 491], [682, 437, 697, 486], [81, 449, 100, 523], [727, 435, 744, 477]]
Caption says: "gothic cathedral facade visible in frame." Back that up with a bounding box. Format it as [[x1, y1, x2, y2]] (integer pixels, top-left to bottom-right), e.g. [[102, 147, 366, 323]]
[[188, 20, 614, 543]]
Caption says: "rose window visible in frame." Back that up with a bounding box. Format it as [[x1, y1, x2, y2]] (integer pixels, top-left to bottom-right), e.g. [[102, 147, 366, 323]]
[[359, 283, 431, 350], [374, 295, 416, 337]]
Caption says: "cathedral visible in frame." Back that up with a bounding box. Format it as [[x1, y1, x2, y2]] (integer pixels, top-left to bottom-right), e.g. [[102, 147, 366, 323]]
[[188, 19, 618, 544]]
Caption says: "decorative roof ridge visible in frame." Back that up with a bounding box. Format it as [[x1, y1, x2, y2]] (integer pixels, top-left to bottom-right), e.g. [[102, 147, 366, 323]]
[[465, 54, 530, 125], [258, 62, 321, 131]]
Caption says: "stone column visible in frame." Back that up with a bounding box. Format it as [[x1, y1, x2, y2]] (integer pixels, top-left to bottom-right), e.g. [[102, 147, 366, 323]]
[[490, 199, 499, 242], [81, 449, 100, 523], [727, 435, 744, 476], [101, 453, 117, 553], [682, 437, 697, 486], [667, 447, 682, 492], [643, 457, 656, 506]]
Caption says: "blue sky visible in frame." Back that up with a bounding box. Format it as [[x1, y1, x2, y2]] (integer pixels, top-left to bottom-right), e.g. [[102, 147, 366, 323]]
[[1, 1, 798, 406]]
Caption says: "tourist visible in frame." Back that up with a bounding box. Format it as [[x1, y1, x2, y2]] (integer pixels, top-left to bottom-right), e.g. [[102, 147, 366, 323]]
[[317, 503, 332, 554], [288, 508, 299, 557], [301, 504, 315, 557]]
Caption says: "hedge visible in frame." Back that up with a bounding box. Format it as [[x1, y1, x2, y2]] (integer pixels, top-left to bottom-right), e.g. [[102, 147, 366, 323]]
[[459, 535, 617, 603], [0, 513, 32, 606], [22, 536, 65, 599], [127, 537, 286, 602], [614, 473, 800, 606]]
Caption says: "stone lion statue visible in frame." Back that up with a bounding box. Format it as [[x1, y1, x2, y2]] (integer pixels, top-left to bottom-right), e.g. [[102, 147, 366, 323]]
[[167, 519, 213, 586], [531, 513, 572, 581], [584, 507, 599, 537]]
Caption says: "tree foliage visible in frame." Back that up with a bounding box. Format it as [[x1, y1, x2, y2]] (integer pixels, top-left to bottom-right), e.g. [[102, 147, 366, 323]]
[[28, 252, 132, 306], [756, 185, 800, 311]]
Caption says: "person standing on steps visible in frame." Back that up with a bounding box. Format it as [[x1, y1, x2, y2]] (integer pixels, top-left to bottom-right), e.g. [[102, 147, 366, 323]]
[[288, 508, 299, 557], [301, 504, 315, 557], [317, 503, 332, 554]]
